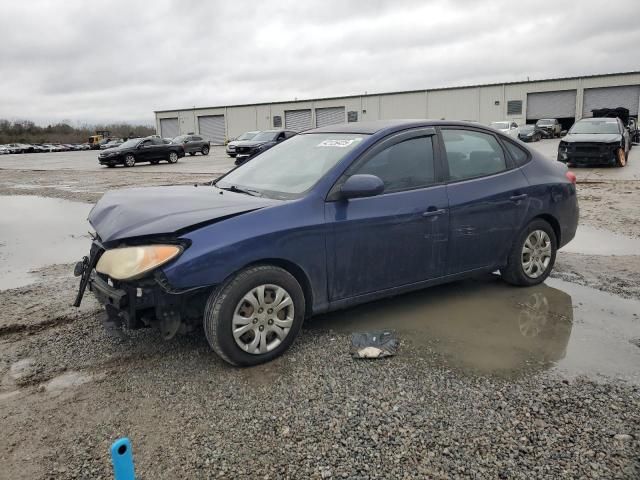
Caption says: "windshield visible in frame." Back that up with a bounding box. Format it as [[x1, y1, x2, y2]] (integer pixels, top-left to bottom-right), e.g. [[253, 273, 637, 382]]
[[490, 122, 509, 130], [173, 135, 188, 142], [537, 119, 554, 126], [569, 120, 620, 135], [120, 139, 141, 148], [251, 131, 279, 142], [216, 133, 367, 198], [237, 131, 259, 141]]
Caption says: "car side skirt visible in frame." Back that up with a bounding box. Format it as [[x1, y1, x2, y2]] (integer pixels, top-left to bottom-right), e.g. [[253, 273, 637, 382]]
[[320, 266, 497, 314]]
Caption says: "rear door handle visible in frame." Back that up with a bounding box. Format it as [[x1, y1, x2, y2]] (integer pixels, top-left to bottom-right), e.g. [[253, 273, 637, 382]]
[[510, 193, 528, 202], [422, 208, 447, 218]]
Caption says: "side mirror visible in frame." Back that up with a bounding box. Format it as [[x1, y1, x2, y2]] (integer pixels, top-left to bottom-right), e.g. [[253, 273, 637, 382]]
[[340, 174, 384, 200], [560, 131, 567, 137]]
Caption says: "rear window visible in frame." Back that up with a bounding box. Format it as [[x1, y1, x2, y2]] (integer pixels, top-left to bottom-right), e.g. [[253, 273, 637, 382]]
[[503, 140, 530, 167]]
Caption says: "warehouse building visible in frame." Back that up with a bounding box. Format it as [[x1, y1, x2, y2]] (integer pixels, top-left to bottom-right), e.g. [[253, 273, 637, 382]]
[[155, 71, 640, 145]]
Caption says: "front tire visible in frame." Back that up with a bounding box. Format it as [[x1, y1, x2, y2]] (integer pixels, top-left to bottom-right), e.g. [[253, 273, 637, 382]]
[[501, 219, 557, 286], [201, 146, 210, 155], [168, 151, 179, 164], [616, 148, 626, 167], [124, 154, 135, 167], [203, 265, 305, 366]]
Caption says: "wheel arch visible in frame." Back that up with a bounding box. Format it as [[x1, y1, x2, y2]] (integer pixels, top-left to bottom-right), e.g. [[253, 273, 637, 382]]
[[532, 213, 561, 245], [241, 258, 314, 318]]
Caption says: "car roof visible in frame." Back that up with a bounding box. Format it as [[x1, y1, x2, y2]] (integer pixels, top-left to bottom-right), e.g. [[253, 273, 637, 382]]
[[305, 119, 490, 135]]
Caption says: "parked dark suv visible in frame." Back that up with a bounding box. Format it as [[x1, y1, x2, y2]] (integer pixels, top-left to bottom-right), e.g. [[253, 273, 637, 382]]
[[98, 137, 185, 167], [172, 135, 210, 156], [234, 129, 297, 165]]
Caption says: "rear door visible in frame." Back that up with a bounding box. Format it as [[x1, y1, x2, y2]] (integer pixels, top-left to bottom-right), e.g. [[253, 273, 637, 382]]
[[325, 128, 449, 300], [150, 137, 167, 160], [439, 127, 530, 274]]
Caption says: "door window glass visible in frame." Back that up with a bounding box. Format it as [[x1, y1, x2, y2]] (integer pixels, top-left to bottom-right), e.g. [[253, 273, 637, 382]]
[[351, 137, 435, 193], [442, 129, 507, 180]]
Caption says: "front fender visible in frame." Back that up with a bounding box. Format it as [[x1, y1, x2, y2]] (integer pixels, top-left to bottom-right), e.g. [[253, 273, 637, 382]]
[[161, 196, 329, 312]]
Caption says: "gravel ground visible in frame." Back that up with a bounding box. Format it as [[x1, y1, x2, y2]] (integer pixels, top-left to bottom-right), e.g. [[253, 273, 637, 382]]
[[1, 165, 639, 479]]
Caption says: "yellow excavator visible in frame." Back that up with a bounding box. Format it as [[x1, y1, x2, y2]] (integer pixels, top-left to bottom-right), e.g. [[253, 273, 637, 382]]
[[88, 130, 112, 150]]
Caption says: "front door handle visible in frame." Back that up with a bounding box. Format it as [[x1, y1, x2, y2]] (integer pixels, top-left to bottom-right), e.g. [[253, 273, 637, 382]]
[[422, 208, 447, 218], [510, 193, 528, 202]]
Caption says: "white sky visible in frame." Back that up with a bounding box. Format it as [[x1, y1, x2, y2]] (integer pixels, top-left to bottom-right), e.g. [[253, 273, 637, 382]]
[[1, 0, 638, 126]]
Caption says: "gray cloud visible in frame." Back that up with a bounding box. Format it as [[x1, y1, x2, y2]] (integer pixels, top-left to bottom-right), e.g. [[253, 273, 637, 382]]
[[0, 0, 638, 125]]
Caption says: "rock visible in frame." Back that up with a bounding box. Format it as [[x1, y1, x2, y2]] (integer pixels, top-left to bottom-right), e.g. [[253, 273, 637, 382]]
[[613, 434, 633, 442]]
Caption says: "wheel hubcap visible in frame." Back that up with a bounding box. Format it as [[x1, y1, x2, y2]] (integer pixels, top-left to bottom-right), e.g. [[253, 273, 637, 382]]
[[125, 155, 134, 166], [521, 230, 552, 279], [232, 284, 294, 355]]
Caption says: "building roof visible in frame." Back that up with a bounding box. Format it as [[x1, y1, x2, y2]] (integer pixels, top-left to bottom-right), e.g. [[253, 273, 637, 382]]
[[155, 71, 640, 114]]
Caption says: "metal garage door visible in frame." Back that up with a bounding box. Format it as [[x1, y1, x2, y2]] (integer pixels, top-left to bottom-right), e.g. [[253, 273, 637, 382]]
[[160, 118, 178, 139], [583, 85, 640, 116], [198, 115, 225, 145], [526, 90, 576, 119], [315, 107, 345, 128], [284, 109, 312, 131]]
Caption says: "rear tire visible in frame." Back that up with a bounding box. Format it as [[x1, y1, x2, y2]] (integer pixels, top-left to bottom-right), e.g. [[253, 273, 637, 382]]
[[203, 265, 305, 366], [501, 219, 557, 287]]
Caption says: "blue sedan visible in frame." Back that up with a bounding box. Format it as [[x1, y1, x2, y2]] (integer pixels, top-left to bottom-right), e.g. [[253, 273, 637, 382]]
[[74, 120, 579, 366]]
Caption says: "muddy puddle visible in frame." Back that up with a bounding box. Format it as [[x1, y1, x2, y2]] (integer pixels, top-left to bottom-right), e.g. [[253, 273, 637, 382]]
[[0, 195, 92, 290], [310, 275, 640, 384], [562, 225, 638, 255]]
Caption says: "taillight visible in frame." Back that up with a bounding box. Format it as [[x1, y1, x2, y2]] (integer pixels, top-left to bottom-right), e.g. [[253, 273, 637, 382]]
[[565, 171, 577, 184]]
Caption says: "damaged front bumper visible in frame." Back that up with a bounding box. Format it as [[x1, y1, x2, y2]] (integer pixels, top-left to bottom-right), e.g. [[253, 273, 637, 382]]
[[557, 143, 619, 166], [73, 241, 211, 338]]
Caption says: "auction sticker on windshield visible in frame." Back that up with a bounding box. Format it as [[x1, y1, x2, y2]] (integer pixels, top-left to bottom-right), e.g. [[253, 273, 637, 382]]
[[317, 138, 362, 148]]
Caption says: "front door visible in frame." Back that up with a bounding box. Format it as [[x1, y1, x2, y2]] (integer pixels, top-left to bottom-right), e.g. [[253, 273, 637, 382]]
[[325, 130, 449, 300], [440, 127, 530, 274], [137, 139, 154, 161]]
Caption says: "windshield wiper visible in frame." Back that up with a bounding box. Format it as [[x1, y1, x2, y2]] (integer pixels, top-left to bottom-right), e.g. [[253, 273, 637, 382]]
[[218, 185, 262, 197]]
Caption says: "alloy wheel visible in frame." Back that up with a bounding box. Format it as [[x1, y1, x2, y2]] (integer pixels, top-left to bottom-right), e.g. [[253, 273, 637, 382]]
[[521, 230, 552, 279], [169, 152, 178, 163], [124, 154, 135, 167], [231, 284, 294, 355]]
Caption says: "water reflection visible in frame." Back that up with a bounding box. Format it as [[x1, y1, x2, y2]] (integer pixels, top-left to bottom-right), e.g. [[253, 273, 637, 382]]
[[0, 195, 92, 290], [309, 275, 573, 376]]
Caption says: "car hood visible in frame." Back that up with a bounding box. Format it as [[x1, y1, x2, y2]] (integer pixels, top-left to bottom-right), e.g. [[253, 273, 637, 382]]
[[89, 185, 281, 243], [234, 140, 271, 148], [562, 133, 622, 143]]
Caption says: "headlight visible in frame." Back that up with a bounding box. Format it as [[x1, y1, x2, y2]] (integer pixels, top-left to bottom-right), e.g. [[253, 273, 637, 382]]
[[96, 245, 182, 280]]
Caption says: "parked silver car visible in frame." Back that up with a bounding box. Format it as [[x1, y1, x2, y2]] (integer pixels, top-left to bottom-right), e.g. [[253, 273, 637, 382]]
[[226, 130, 260, 157]]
